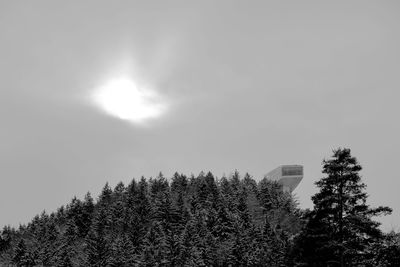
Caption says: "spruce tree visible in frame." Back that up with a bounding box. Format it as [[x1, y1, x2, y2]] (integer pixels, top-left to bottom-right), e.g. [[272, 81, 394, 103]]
[[108, 235, 136, 267], [140, 221, 170, 266], [12, 239, 27, 266], [81, 192, 95, 237], [243, 173, 264, 226], [0, 227, 11, 253], [179, 218, 204, 266], [56, 248, 74, 267], [299, 148, 392, 266], [111, 182, 127, 234], [130, 177, 151, 249], [85, 208, 111, 266]]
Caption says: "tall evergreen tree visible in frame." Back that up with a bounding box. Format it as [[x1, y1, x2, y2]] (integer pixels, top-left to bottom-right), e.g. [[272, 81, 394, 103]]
[[140, 221, 170, 266], [130, 177, 151, 249], [297, 148, 392, 266], [243, 173, 264, 226], [179, 218, 204, 266], [81, 192, 95, 237], [111, 182, 127, 234], [85, 208, 111, 266]]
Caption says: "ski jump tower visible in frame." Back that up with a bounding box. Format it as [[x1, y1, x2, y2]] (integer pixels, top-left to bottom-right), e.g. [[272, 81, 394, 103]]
[[266, 165, 303, 193]]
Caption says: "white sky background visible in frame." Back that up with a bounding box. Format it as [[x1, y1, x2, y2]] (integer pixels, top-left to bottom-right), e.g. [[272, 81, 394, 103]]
[[0, 1, 399, 231]]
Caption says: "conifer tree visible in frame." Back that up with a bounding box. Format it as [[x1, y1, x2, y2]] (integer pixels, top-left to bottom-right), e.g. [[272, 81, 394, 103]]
[[0, 227, 11, 253], [111, 182, 127, 234], [66, 196, 93, 238], [212, 202, 234, 241], [12, 239, 27, 266], [129, 177, 151, 249], [98, 182, 112, 206], [140, 221, 170, 266], [171, 172, 189, 227], [108, 235, 136, 267], [56, 247, 74, 267], [237, 186, 251, 228], [53, 217, 79, 266], [81, 192, 95, 237], [171, 172, 188, 195], [243, 173, 264, 226], [298, 148, 392, 266], [85, 208, 111, 266], [179, 218, 204, 266], [38, 218, 58, 266]]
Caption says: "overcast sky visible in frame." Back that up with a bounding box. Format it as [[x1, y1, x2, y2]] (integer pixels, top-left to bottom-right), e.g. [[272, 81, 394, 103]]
[[1, 1, 399, 231]]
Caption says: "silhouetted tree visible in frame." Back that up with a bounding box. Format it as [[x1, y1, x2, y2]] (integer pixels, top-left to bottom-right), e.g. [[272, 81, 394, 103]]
[[297, 148, 392, 266]]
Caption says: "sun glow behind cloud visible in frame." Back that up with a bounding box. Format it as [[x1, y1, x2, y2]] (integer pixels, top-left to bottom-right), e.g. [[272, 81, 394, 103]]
[[92, 78, 166, 124]]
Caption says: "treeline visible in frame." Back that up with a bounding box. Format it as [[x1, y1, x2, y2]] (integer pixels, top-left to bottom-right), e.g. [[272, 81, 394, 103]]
[[0, 171, 302, 266], [0, 148, 399, 266]]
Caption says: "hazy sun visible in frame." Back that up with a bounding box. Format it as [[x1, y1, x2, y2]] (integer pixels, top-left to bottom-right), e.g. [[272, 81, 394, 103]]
[[92, 78, 165, 123]]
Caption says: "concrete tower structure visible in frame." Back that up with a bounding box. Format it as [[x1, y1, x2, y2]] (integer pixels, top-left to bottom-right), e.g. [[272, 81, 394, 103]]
[[266, 165, 303, 193]]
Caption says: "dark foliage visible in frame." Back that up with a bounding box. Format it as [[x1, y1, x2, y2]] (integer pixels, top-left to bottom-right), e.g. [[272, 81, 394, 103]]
[[0, 150, 396, 266], [0, 171, 301, 266], [292, 148, 394, 267]]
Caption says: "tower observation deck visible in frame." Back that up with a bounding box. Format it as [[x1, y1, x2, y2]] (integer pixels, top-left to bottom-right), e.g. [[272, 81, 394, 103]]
[[266, 165, 303, 193]]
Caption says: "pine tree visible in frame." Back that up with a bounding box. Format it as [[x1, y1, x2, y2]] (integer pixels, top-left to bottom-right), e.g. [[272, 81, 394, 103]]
[[179, 218, 205, 266], [67, 197, 88, 238], [171, 172, 189, 227], [0, 226, 12, 253], [55, 243, 74, 267], [128, 177, 151, 249], [12, 239, 27, 266], [111, 182, 127, 234], [108, 235, 136, 267], [237, 186, 251, 228], [243, 173, 264, 226], [53, 217, 79, 266], [140, 221, 170, 266], [39, 218, 59, 266], [171, 172, 188, 195], [98, 182, 113, 207], [85, 208, 111, 266], [299, 148, 392, 266], [81, 192, 95, 237], [193, 211, 218, 266]]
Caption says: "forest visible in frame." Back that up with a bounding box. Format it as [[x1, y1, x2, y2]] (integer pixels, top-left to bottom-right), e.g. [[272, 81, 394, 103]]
[[0, 148, 399, 266]]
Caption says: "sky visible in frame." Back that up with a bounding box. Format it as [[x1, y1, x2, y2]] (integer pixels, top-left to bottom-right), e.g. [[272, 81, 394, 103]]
[[0, 1, 399, 231]]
